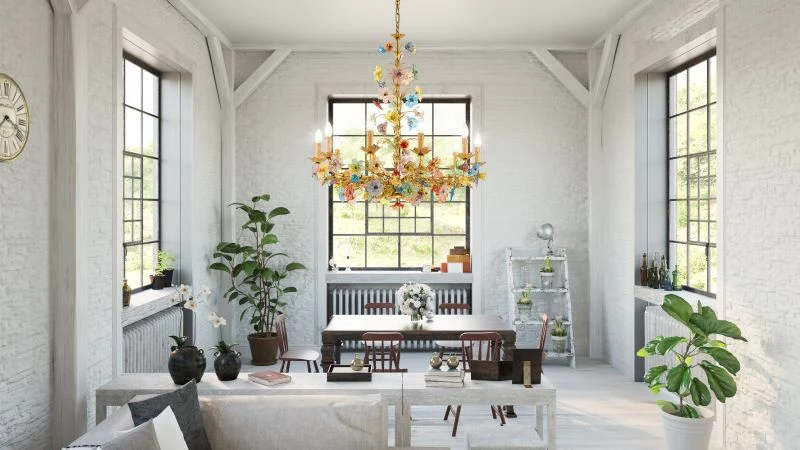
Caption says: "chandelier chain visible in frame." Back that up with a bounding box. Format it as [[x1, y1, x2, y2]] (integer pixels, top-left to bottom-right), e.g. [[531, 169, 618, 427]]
[[395, 0, 401, 35]]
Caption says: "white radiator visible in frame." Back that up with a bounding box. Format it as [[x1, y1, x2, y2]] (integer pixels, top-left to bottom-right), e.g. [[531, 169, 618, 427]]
[[328, 285, 471, 351], [123, 307, 182, 373]]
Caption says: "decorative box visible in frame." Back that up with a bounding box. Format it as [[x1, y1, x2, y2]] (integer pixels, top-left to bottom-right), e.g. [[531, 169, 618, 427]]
[[469, 360, 514, 381]]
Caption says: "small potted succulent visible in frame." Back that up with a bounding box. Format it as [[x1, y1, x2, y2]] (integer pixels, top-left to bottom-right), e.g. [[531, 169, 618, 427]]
[[516, 289, 533, 322], [540, 256, 554, 289], [150, 250, 176, 290], [208, 312, 241, 382], [637, 294, 747, 450], [550, 316, 568, 353]]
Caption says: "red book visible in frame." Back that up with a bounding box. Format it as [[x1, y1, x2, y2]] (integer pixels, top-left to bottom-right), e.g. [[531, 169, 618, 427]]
[[248, 371, 291, 386]]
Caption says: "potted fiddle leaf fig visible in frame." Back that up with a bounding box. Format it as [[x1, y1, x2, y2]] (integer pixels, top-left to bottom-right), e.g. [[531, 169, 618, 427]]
[[637, 294, 747, 450], [209, 194, 306, 366]]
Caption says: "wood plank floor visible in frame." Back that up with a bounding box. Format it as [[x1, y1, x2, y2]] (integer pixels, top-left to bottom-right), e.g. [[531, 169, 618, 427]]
[[245, 354, 668, 449]]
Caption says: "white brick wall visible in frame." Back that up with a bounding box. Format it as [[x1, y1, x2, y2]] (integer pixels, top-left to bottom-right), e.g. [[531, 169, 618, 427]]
[[597, 0, 718, 379], [0, 1, 53, 448], [77, 0, 224, 429], [236, 51, 589, 354], [722, 1, 800, 448]]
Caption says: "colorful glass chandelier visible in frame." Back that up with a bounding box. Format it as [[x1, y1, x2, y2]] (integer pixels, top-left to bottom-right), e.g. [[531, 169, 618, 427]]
[[311, 0, 486, 208]]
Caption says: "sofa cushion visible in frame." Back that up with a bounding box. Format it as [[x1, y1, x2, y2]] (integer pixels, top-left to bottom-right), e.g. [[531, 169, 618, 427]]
[[199, 394, 387, 450], [101, 420, 160, 450], [128, 380, 210, 450]]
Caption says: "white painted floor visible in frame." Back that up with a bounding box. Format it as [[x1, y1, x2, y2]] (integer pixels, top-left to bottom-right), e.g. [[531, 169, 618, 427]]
[[243, 353, 667, 449]]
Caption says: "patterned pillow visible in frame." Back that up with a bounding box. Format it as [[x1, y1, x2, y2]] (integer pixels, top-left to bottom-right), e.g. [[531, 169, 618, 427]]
[[128, 380, 210, 450]]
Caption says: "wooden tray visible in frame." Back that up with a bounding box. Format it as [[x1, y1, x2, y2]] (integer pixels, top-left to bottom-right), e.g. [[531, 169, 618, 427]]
[[469, 360, 514, 381], [326, 364, 373, 382]]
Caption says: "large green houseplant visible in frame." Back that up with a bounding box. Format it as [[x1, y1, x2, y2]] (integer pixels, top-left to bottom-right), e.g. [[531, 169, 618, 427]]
[[637, 294, 747, 450], [209, 194, 305, 365]]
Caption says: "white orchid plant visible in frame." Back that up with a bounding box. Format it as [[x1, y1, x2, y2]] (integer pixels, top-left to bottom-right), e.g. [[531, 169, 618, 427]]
[[168, 284, 211, 349], [396, 282, 434, 320]]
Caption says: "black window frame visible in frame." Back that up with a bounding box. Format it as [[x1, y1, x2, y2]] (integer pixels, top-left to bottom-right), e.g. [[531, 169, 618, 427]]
[[123, 54, 162, 293], [667, 50, 717, 297], [328, 97, 471, 271]]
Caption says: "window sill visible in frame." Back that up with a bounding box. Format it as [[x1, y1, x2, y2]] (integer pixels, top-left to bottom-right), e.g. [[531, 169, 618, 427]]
[[634, 285, 714, 308], [122, 288, 176, 327], [326, 271, 472, 285]]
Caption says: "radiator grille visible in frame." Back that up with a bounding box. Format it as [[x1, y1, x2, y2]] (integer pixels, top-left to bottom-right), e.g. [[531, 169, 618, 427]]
[[123, 307, 182, 373], [328, 285, 471, 351]]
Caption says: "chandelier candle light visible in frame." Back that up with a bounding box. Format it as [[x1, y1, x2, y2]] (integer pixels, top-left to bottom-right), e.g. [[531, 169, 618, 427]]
[[311, 0, 486, 208]]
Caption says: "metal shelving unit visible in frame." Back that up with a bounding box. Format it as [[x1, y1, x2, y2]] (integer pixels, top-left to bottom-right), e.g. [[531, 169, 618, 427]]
[[506, 247, 576, 368]]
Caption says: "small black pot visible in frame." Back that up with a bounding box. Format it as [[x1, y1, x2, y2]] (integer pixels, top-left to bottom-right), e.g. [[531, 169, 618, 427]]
[[150, 269, 174, 290], [214, 352, 242, 381], [168, 346, 206, 385]]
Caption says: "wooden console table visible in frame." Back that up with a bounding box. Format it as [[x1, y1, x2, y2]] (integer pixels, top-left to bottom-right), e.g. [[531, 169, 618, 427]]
[[320, 314, 517, 369], [95, 372, 557, 448]]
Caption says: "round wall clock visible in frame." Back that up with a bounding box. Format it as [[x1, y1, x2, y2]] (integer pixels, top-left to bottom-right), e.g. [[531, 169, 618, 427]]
[[0, 73, 30, 162]]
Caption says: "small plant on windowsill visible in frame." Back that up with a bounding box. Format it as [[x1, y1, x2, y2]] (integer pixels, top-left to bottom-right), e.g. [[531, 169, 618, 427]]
[[150, 250, 176, 290], [636, 294, 747, 450]]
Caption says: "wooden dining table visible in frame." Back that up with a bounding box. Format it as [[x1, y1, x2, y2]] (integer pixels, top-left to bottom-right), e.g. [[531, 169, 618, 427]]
[[320, 314, 517, 369]]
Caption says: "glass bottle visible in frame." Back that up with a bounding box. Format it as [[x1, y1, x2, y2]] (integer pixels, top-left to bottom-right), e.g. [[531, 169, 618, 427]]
[[659, 255, 668, 290], [671, 265, 682, 291], [640, 253, 648, 286], [122, 279, 132, 307], [350, 353, 364, 371], [648, 254, 658, 288]]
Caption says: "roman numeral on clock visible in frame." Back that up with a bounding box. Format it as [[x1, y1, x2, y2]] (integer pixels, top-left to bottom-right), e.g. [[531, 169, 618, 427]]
[[17, 118, 26, 127], [16, 105, 24, 113], [2, 83, 9, 97], [15, 129, 24, 142]]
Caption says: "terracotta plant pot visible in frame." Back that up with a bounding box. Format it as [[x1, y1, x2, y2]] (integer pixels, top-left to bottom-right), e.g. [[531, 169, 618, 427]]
[[248, 333, 279, 366], [168, 346, 206, 385], [214, 352, 242, 381]]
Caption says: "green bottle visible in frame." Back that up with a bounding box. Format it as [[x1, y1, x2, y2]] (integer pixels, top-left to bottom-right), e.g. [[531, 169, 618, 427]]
[[671, 265, 682, 291]]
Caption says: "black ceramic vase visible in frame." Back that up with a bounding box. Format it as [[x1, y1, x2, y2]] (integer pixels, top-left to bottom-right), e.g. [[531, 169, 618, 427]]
[[214, 352, 242, 381], [168, 346, 206, 385]]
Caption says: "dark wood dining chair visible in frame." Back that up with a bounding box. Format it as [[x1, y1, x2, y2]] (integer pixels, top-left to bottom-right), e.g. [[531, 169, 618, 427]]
[[362, 332, 407, 372], [363, 302, 396, 315], [276, 314, 320, 373], [443, 332, 505, 436], [539, 314, 549, 360], [434, 303, 471, 357]]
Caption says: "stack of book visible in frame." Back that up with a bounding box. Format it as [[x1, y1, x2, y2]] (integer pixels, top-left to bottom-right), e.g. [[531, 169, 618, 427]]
[[248, 371, 291, 387], [424, 368, 465, 387]]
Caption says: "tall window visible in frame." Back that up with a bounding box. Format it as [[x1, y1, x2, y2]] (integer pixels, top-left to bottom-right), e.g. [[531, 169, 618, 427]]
[[123, 56, 161, 291], [329, 98, 470, 270], [668, 52, 717, 295]]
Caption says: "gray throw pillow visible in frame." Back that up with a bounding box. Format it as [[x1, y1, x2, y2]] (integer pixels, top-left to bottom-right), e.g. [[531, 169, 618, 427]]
[[102, 420, 160, 450], [128, 380, 210, 450]]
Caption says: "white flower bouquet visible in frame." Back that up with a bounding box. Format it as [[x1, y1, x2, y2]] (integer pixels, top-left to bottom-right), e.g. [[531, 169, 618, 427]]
[[395, 282, 434, 320]]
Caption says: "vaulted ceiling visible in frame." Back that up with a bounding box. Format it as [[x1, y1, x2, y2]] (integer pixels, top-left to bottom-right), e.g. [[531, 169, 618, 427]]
[[188, 0, 644, 49]]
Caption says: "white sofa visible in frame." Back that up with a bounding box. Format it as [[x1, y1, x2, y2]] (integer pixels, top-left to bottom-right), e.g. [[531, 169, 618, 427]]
[[70, 394, 389, 450]]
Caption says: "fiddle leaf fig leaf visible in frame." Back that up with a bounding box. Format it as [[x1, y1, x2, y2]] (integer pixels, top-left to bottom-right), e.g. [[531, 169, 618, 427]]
[[268, 207, 290, 219], [286, 262, 306, 271], [656, 336, 687, 355], [700, 347, 741, 375], [643, 365, 668, 384], [661, 295, 693, 327], [700, 360, 737, 402], [666, 364, 689, 393], [690, 377, 712, 407]]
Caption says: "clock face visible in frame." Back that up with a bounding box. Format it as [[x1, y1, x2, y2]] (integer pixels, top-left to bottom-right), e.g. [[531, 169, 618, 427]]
[[0, 73, 30, 162]]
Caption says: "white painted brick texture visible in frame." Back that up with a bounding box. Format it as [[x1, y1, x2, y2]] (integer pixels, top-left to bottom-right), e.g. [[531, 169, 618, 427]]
[[0, 1, 53, 448], [722, 0, 800, 448], [236, 52, 589, 354], [598, 0, 718, 379]]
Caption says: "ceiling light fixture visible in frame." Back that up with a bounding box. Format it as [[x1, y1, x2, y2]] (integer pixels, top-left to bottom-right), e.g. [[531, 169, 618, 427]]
[[311, 0, 485, 208]]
